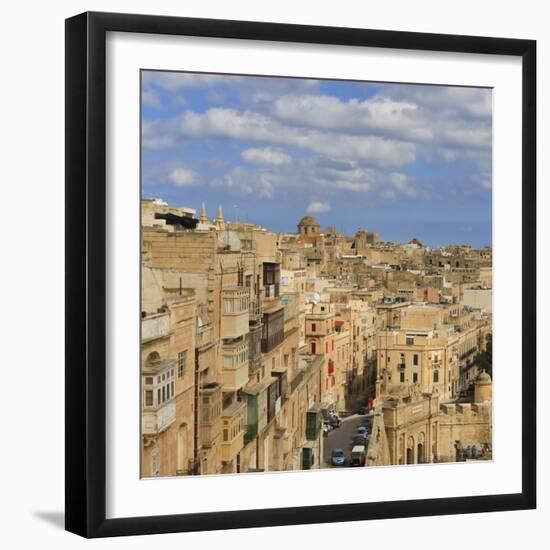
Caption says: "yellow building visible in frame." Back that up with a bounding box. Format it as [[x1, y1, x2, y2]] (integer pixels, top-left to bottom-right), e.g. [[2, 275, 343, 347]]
[[141, 282, 197, 477], [140, 202, 492, 473]]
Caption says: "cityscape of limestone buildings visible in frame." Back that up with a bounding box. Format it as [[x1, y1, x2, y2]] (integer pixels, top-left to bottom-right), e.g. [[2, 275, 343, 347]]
[[141, 198, 493, 477]]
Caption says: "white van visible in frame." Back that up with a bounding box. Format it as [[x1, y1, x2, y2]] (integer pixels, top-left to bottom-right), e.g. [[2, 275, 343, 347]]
[[350, 445, 366, 467]]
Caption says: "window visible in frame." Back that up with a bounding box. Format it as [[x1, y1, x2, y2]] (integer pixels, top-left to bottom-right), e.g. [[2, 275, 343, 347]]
[[311, 342, 316, 354], [157, 388, 161, 404], [434, 370, 439, 383], [263, 262, 280, 287], [400, 372, 405, 383], [413, 354, 419, 366], [311, 323, 316, 332], [406, 336, 414, 345], [413, 373, 418, 383], [145, 390, 153, 406], [145, 377, 153, 385], [178, 351, 187, 378]]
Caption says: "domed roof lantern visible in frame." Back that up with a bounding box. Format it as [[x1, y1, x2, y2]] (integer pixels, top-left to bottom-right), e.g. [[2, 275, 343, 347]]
[[298, 215, 319, 227], [475, 369, 492, 384]]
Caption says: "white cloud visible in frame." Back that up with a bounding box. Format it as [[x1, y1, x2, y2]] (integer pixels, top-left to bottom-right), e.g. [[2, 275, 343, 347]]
[[142, 75, 492, 204], [307, 200, 331, 214], [387, 85, 492, 120], [241, 147, 291, 166], [258, 175, 275, 198], [389, 172, 417, 197], [173, 108, 415, 168], [142, 120, 177, 150], [272, 94, 431, 142], [268, 90, 491, 154], [211, 166, 274, 198], [142, 89, 161, 109], [209, 156, 425, 202], [472, 173, 492, 190], [167, 167, 199, 187]]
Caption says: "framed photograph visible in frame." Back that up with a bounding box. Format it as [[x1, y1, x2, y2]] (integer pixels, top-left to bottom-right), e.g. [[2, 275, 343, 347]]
[[65, 11, 536, 538]]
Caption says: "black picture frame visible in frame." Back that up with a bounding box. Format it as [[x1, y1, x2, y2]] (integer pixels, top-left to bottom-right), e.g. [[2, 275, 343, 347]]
[[65, 11, 536, 538]]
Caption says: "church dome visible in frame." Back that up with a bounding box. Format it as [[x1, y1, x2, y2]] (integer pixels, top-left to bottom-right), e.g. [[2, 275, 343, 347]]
[[475, 370, 492, 384], [298, 215, 319, 227]]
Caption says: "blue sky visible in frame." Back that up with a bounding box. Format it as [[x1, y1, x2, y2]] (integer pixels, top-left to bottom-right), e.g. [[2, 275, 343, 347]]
[[141, 71, 492, 248]]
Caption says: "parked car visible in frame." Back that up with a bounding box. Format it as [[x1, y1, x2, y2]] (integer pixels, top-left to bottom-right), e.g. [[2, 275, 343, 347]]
[[352, 434, 368, 447], [328, 415, 341, 428], [356, 406, 369, 415], [359, 418, 371, 430], [323, 422, 333, 437], [331, 448, 346, 467], [356, 426, 368, 437], [350, 445, 366, 466]]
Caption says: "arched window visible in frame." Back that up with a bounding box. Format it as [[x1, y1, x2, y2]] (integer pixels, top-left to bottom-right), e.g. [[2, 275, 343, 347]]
[[145, 351, 161, 366], [406, 436, 415, 464]]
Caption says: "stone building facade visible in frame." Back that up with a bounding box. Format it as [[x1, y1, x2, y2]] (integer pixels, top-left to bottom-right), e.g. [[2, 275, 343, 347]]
[[140, 199, 492, 474]]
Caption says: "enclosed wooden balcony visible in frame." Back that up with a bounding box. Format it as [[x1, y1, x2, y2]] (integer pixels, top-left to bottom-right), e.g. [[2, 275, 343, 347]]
[[247, 323, 263, 375], [261, 307, 285, 353], [200, 382, 222, 448], [220, 400, 246, 462], [196, 321, 214, 350], [221, 339, 249, 391], [221, 287, 250, 339], [249, 300, 263, 323], [142, 401, 176, 436], [141, 312, 170, 342], [142, 354, 177, 436]]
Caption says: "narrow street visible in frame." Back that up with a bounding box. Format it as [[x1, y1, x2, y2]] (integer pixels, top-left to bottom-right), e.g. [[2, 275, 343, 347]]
[[322, 414, 369, 467]]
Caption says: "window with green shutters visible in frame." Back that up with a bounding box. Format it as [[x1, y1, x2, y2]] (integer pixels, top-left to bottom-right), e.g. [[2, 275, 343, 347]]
[[306, 409, 321, 440]]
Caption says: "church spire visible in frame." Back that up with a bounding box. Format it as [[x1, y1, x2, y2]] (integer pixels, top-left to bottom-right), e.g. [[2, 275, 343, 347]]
[[216, 205, 224, 225], [200, 202, 207, 224]]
